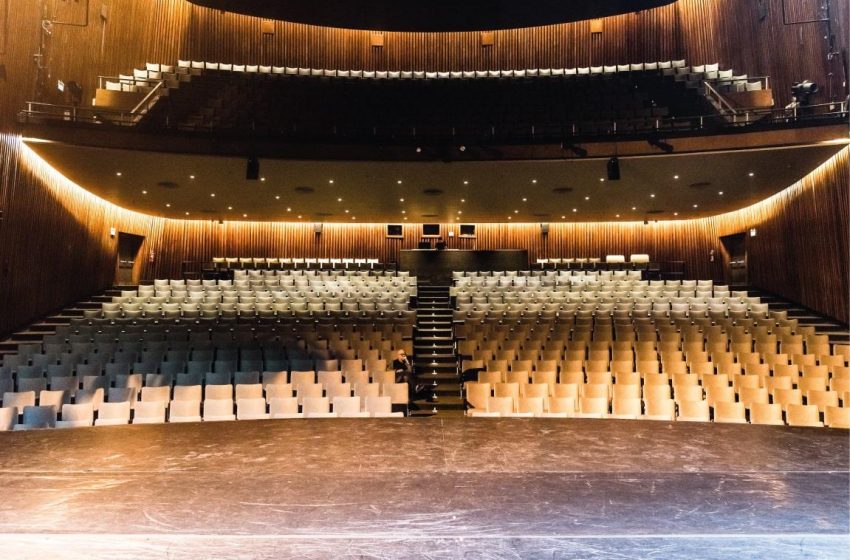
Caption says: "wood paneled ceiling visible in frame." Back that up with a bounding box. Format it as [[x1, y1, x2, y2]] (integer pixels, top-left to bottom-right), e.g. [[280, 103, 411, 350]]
[[189, 0, 676, 31], [23, 140, 847, 223]]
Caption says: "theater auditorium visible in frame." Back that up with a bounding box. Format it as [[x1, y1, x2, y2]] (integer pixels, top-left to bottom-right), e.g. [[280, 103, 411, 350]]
[[0, 0, 848, 557]]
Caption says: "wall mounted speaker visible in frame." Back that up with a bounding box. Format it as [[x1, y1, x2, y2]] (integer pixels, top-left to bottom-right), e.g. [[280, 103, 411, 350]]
[[314, 223, 323, 234], [246, 156, 260, 180], [540, 223, 549, 235], [607, 157, 620, 181]]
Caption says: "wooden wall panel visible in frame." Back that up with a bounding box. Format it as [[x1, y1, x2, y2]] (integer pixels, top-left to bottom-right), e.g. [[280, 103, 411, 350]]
[[2, 0, 846, 127], [0, 136, 846, 337], [712, 146, 849, 323], [0, 134, 163, 336]]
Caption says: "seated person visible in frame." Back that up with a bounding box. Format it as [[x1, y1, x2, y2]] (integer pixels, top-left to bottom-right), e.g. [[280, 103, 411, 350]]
[[392, 349, 430, 406], [435, 236, 447, 250]]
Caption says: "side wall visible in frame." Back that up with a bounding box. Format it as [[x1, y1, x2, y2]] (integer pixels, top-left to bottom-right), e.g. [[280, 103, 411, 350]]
[[1, 0, 846, 124], [1, 135, 846, 337]]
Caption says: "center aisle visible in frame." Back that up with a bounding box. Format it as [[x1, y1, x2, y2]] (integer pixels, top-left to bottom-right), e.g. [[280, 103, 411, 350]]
[[412, 284, 463, 416]]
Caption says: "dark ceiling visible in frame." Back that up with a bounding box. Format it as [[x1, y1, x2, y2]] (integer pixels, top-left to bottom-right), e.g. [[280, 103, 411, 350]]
[[189, 0, 677, 32]]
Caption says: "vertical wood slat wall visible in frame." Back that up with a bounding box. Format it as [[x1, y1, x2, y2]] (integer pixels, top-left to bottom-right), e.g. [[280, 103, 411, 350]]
[[1, 135, 845, 338], [1, 0, 846, 124]]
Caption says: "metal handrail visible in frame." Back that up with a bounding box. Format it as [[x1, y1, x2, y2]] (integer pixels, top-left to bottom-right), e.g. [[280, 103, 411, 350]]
[[130, 80, 165, 114], [703, 81, 739, 116], [19, 99, 847, 137]]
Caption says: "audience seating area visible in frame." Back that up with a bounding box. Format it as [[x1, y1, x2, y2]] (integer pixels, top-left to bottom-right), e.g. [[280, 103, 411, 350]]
[[91, 270, 416, 321], [456, 271, 850, 429], [116, 59, 732, 139], [0, 269, 420, 430]]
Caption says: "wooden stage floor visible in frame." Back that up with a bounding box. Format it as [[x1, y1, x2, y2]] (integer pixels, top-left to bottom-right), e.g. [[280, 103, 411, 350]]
[[0, 418, 847, 559]]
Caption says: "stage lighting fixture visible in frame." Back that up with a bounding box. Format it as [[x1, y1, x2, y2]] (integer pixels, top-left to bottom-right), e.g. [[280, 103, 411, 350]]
[[790, 80, 819, 105], [246, 155, 260, 180], [607, 157, 620, 181]]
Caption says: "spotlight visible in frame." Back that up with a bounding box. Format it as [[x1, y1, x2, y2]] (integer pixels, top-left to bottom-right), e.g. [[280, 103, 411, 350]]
[[607, 157, 620, 181], [790, 80, 819, 105], [246, 155, 259, 180]]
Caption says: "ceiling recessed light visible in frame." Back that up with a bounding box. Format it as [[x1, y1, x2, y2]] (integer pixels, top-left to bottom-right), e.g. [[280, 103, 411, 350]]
[[397, 180, 402, 184], [399, 198, 405, 202], [572, 208, 577, 212], [260, 177, 266, 182], [404, 217, 408, 220], [185, 212, 190, 216], [561, 215, 566, 219], [650, 194, 655, 198], [165, 203, 171, 207], [631, 207, 636, 210], [457, 210, 462, 215], [748, 172, 754, 177], [461, 198, 466, 203], [514, 209, 519, 213], [693, 204, 699, 208], [297, 215, 302, 218], [329, 179, 334, 184], [228, 206, 233, 210], [531, 179, 537, 184], [210, 193, 215, 197], [584, 196, 590, 200], [115, 172, 122, 177], [463, 180, 469, 185], [600, 178, 605, 182], [286, 207, 291, 212], [275, 195, 280, 200], [189, 175, 195, 180], [351, 216, 356, 220], [141, 190, 147, 195], [673, 175, 679, 179], [337, 197, 343, 202], [401, 210, 406, 214], [243, 213, 248, 217], [507, 216, 512, 220], [674, 212, 679, 216], [344, 209, 349, 213], [615, 214, 620, 218], [522, 197, 527, 202], [718, 191, 724, 195]]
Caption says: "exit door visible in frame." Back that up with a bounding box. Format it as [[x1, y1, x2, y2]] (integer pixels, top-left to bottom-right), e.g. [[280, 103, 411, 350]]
[[115, 232, 145, 286], [720, 232, 747, 287]]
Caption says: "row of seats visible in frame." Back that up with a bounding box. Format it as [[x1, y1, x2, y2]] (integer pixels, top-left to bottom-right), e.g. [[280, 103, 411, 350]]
[[0, 393, 403, 431], [170, 59, 708, 80], [464, 393, 847, 428], [536, 255, 650, 265], [213, 257, 383, 269]]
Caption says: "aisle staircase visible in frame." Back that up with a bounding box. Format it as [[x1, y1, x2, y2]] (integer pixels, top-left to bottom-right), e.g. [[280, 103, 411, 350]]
[[411, 285, 463, 417]]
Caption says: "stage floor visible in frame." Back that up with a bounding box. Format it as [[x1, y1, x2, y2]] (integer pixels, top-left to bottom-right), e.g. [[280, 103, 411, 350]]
[[0, 418, 847, 559]]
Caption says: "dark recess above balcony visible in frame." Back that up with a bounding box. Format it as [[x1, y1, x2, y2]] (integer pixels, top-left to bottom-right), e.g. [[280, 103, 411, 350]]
[[189, 0, 677, 32]]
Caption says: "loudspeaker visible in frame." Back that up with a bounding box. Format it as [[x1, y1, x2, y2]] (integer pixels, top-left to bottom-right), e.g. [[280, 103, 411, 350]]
[[246, 156, 259, 180], [540, 223, 549, 235], [607, 157, 620, 181], [314, 223, 323, 234]]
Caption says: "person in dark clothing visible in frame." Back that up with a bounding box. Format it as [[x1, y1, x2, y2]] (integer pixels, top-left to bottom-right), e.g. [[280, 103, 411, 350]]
[[435, 237, 447, 250], [393, 349, 429, 407], [392, 349, 413, 384]]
